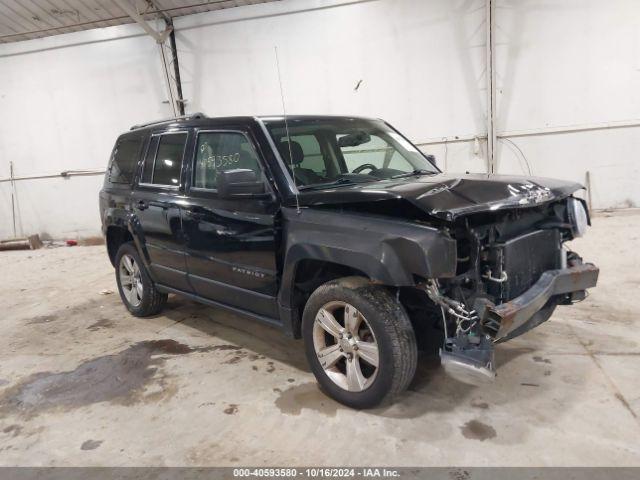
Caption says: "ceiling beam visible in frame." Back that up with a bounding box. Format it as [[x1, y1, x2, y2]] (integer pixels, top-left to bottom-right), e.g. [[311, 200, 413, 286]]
[[113, 0, 172, 43]]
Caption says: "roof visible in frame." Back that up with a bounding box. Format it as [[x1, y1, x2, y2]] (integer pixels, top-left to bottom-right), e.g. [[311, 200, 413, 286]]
[[127, 113, 257, 132], [0, 0, 282, 44], [126, 113, 383, 133]]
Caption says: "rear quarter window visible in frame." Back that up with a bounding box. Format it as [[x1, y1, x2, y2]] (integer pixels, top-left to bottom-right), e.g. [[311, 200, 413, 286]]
[[107, 136, 143, 184]]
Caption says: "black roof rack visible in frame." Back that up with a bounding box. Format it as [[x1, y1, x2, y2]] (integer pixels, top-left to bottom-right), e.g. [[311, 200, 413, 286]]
[[130, 112, 207, 130]]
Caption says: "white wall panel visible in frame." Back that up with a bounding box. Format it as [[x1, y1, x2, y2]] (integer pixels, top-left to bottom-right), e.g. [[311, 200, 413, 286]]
[[495, 0, 640, 131], [0, 22, 172, 239], [0, 176, 105, 239], [494, 0, 640, 208], [175, 0, 486, 142]]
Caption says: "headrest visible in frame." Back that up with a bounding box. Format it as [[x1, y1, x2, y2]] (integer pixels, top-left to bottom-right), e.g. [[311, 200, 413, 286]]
[[278, 140, 304, 165]]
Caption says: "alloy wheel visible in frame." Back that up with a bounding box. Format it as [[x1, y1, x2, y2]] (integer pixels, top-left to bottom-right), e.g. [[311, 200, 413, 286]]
[[119, 254, 143, 307], [312, 301, 379, 392]]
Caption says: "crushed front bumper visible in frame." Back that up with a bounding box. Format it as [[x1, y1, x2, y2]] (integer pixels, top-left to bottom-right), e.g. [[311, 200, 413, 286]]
[[483, 263, 600, 342]]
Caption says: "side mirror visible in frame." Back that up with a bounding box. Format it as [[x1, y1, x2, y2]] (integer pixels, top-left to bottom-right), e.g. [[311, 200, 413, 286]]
[[423, 154, 438, 168], [216, 169, 266, 198]]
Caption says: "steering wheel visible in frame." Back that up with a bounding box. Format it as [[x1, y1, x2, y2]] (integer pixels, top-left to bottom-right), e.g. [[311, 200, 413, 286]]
[[352, 163, 378, 174]]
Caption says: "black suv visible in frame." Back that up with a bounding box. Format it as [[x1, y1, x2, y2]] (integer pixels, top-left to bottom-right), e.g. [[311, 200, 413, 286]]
[[100, 114, 598, 408]]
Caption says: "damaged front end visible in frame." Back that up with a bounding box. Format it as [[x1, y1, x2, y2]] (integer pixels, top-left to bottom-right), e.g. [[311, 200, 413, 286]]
[[420, 196, 599, 385]]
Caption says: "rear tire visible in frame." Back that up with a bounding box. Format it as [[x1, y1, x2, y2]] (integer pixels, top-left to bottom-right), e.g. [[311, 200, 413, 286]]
[[114, 242, 167, 317], [302, 277, 417, 409]]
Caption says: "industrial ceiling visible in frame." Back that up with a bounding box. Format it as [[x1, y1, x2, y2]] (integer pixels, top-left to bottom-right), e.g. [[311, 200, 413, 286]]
[[0, 0, 282, 44]]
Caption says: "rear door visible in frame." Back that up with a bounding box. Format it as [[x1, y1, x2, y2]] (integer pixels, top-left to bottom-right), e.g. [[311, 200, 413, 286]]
[[132, 129, 192, 292], [181, 127, 280, 318]]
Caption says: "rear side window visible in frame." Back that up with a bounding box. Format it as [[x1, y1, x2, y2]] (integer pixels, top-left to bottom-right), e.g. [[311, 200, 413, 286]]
[[141, 132, 188, 187], [108, 137, 142, 184]]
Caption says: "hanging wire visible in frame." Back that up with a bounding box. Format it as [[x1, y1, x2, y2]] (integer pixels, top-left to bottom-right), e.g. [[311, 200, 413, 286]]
[[499, 137, 532, 175], [158, 40, 178, 118]]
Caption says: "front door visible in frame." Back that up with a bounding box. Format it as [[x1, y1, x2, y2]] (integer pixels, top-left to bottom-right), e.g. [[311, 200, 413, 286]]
[[181, 128, 279, 318], [132, 130, 191, 292]]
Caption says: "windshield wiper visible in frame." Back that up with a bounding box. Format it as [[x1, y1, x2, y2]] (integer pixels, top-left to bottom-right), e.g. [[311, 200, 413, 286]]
[[299, 177, 373, 191], [390, 169, 437, 179]]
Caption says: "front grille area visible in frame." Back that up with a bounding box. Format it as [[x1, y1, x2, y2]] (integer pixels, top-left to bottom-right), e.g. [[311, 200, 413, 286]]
[[486, 229, 561, 301]]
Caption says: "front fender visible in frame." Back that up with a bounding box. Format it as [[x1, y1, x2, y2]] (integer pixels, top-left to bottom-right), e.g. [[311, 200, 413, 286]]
[[278, 207, 456, 308]]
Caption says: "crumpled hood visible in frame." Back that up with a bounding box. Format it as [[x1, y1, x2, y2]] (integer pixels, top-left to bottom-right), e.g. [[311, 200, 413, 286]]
[[297, 173, 583, 220]]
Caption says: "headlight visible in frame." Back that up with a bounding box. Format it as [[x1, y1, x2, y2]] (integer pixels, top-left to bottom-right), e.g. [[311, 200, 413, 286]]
[[567, 197, 588, 237]]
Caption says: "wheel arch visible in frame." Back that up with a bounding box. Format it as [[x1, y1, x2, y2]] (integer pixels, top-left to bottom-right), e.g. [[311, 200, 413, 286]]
[[103, 208, 146, 268], [279, 244, 409, 338], [106, 225, 133, 266], [282, 256, 371, 338]]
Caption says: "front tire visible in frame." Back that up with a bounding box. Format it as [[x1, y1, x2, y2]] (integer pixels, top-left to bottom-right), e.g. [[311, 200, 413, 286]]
[[114, 242, 167, 317], [302, 277, 417, 409]]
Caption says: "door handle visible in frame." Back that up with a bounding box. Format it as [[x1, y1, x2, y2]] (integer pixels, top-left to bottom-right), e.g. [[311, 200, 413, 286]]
[[136, 200, 149, 211]]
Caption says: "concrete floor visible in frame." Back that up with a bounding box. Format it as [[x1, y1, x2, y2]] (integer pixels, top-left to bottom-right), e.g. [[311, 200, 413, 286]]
[[0, 211, 639, 467]]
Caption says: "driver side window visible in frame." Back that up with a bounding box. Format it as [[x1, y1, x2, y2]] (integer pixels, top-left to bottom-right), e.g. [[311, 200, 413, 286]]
[[193, 131, 262, 190]]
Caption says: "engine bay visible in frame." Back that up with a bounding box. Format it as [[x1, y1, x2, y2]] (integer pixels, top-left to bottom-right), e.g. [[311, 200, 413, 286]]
[[421, 197, 593, 384]]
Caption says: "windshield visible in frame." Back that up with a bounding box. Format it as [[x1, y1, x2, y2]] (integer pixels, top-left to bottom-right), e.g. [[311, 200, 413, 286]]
[[263, 117, 438, 189]]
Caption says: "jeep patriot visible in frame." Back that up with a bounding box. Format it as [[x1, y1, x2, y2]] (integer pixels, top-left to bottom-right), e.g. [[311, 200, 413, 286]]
[[100, 114, 598, 408]]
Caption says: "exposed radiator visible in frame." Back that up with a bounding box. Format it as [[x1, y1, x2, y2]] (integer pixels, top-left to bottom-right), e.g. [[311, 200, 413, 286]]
[[485, 229, 561, 301]]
